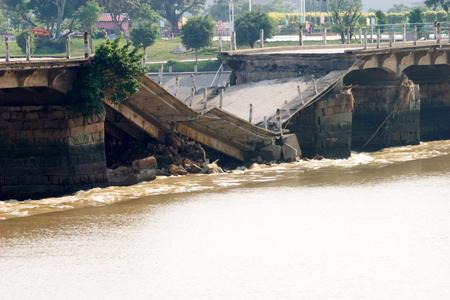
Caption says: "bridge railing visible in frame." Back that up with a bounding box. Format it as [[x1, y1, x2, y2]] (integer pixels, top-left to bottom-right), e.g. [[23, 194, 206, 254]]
[[239, 22, 450, 51], [0, 32, 94, 62]]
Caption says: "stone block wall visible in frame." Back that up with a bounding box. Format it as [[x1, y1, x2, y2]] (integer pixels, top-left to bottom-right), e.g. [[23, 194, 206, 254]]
[[351, 80, 421, 151], [418, 82, 450, 141], [287, 88, 354, 159], [0, 106, 107, 200]]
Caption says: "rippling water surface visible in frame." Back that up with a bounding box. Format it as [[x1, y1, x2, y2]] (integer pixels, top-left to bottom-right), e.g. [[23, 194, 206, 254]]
[[2, 141, 450, 299]]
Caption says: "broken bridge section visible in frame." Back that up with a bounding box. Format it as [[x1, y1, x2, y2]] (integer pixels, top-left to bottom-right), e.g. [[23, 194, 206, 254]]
[[105, 76, 296, 162]]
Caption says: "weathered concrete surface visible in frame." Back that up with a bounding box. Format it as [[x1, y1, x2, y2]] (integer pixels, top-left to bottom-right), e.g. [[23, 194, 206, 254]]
[[196, 71, 347, 130], [0, 106, 107, 200], [148, 71, 231, 102], [351, 78, 421, 151], [224, 51, 354, 85], [195, 77, 310, 124]]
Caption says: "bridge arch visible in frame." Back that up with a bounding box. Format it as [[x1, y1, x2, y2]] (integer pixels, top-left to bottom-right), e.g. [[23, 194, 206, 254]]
[[344, 68, 398, 86], [402, 64, 450, 141]]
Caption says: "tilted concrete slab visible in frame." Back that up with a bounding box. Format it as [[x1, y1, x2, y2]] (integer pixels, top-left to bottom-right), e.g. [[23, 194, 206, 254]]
[[106, 75, 278, 161], [148, 71, 231, 102]]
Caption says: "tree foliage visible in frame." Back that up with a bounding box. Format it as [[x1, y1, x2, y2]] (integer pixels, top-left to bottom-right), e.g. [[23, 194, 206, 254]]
[[181, 16, 213, 63], [387, 4, 412, 13], [208, 0, 247, 21], [131, 24, 158, 49], [29, 0, 86, 37], [16, 31, 34, 53], [235, 12, 275, 48], [151, 0, 205, 32], [425, 0, 450, 12], [409, 8, 424, 24], [69, 37, 144, 116], [330, 0, 363, 44], [1, 0, 37, 27], [97, 0, 159, 35], [375, 10, 387, 26], [75, 0, 102, 34]]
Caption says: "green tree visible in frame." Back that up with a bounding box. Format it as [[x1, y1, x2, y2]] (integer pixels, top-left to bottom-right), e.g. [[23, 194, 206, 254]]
[[261, 0, 293, 13], [409, 8, 424, 23], [375, 10, 387, 25], [28, 0, 86, 37], [150, 0, 206, 33], [75, 0, 102, 34], [330, 0, 363, 44], [388, 4, 412, 13], [130, 24, 158, 62], [209, 0, 245, 21], [0, 0, 37, 27], [425, 0, 450, 12], [98, 0, 159, 35], [181, 16, 213, 63], [235, 12, 275, 48], [375, 10, 387, 33]]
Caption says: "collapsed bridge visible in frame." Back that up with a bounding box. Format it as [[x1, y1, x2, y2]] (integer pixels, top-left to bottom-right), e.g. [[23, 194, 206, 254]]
[[0, 57, 298, 200], [2, 38, 450, 199]]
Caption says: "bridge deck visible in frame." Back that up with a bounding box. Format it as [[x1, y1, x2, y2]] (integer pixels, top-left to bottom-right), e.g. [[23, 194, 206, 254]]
[[191, 71, 346, 132], [222, 40, 450, 57], [0, 57, 89, 70]]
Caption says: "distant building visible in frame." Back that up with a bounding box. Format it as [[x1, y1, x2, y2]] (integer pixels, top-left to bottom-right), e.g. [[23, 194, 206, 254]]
[[96, 13, 130, 37]]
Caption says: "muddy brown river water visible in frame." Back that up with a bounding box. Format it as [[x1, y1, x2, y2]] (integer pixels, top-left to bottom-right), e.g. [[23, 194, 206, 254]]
[[2, 141, 450, 299]]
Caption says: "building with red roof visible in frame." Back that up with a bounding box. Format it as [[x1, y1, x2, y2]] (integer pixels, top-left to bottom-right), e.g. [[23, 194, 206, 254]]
[[96, 13, 130, 37]]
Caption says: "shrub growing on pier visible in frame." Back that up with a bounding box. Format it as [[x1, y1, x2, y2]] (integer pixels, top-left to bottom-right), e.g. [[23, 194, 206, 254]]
[[69, 37, 144, 116]]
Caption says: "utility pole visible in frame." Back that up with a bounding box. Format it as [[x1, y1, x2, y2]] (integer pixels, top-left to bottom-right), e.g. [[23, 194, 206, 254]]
[[229, 0, 235, 33], [299, 0, 306, 25], [249, 0, 252, 12]]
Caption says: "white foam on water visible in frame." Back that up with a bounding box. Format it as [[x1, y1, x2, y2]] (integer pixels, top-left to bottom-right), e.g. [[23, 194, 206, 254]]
[[1, 140, 450, 221]]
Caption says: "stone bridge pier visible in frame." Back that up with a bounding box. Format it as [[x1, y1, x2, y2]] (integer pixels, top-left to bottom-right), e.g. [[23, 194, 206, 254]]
[[286, 84, 354, 159], [344, 69, 421, 152], [0, 61, 108, 200], [403, 65, 450, 141]]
